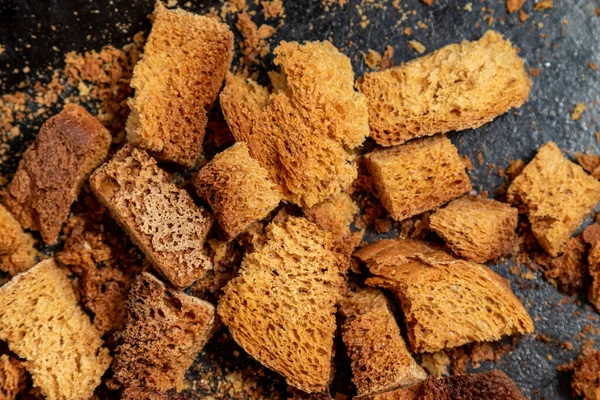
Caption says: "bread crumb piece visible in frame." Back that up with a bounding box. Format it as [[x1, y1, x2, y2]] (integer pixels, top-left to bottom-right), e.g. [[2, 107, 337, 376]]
[[421, 351, 450, 377], [560, 348, 600, 400], [408, 40, 426, 54], [0, 354, 26, 400], [534, 0, 554, 10], [572, 102, 587, 120], [590, 62, 598, 71], [403, 27, 412, 35], [261, 0, 284, 18], [519, 10, 530, 21], [363, 49, 382, 69], [421, 0, 433, 5], [464, 2, 473, 11], [506, 0, 525, 13], [538, 237, 588, 294], [576, 153, 600, 179], [0, 204, 37, 276]]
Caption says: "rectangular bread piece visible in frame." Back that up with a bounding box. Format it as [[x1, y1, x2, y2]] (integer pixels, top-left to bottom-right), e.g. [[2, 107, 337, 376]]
[[89, 144, 213, 289], [358, 30, 531, 146], [126, 3, 234, 167], [108, 272, 216, 399], [0, 260, 111, 400], [2, 104, 112, 244], [365, 135, 471, 221], [507, 142, 600, 256], [0, 204, 36, 276]]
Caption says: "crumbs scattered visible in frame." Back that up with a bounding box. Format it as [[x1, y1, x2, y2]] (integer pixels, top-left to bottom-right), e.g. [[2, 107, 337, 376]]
[[572, 102, 587, 121], [464, 3, 473, 12], [506, 0, 525, 14], [590, 62, 598, 71], [408, 40, 426, 54], [362, 46, 394, 70], [235, 12, 276, 68], [261, 0, 285, 19], [534, 0, 554, 11]]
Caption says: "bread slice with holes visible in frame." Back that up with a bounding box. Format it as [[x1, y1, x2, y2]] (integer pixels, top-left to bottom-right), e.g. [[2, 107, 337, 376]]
[[339, 288, 427, 398], [0, 204, 36, 276], [355, 239, 534, 353], [218, 216, 345, 393], [0, 259, 111, 400]]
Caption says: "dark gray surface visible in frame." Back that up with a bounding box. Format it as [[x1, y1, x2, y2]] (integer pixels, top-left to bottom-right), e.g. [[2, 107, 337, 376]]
[[1, 0, 600, 399]]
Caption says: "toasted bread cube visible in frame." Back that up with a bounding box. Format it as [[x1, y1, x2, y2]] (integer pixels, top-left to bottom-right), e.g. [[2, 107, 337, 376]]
[[507, 142, 600, 256], [0, 260, 111, 400], [108, 273, 216, 399], [218, 217, 345, 393], [429, 197, 518, 262], [0, 204, 36, 276], [365, 135, 471, 221], [3, 104, 111, 244], [358, 31, 531, 146], [340, 288, 427, 397], [126, 3, 234, 167], [193, 142, 282, 239], [89, 145, 213, 289], [356, 240, 534, 353]]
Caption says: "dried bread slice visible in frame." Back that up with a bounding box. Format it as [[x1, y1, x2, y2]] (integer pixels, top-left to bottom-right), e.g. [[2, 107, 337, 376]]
[[0, 259, 111, 400], [220, 41, 369, 208], [339, 288, 427, 398], [355, 239, 534, 353], [0, 204, 36, 276], [218, 217, 345, 393], [126, 2, 234, 166], [358, 30, 531, 146]]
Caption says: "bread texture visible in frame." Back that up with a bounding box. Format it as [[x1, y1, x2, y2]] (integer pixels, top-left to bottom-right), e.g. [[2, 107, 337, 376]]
[[109, 272, 216, 399], [126, 2, 234, 166], [583, 224, 600, 313], [0, 204, 36, 276], [339, 288, 427, 398], [218, 217, 345, 393], [355, 239, 534, 353], [429, 196, 518, 262], [2, 104, 111, 244], [507, 142, 600, 256], [372, 370, 526, 400], [304, 192, 359, 239], [0, 260, 111, 400], [193, 142, 282, 239], [90, 145, 213, 289], [565, 349, 600, 400], [220, 41, 369, 208], [358, 30, 531, 146], [365, 135, 471, 221], [0, 354, 26, 400]]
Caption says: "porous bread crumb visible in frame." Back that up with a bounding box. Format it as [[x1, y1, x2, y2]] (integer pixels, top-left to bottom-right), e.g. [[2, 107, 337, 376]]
[[408, 40, 426, 54], [0, 354, 26, 400], [506, 0, 525, 13], [261, 0, 285, 19], [576, 153, 600, 179], [561, 348, 600, 400], [420, 351, 450, 377], [534, 0, 554, 10], [0, 204, 37, 276], [363, 49, 383, 69], [583, 224, 600, 312], [572, 102, 587, 120], [304, 192, 358, 240], [236, 12, 276, 67], [191, 238, 243, 299]]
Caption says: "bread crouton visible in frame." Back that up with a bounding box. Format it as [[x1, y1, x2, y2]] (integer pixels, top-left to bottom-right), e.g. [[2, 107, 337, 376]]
[[218, 217, 345, 393], [126, 3, 234, 166], [355, 239, 534, 353], [193, 142, 282, 239], [108, 272, 216, 399], [0, 260, 111, 400], [0, 204, 36, 276], [220, 41, 369, 208], [429, 196, 518, 262], [2, 104, 111, 244], [89, 145, 213, 289], [0, 354, 26, 400], [339, 288, 427, 398], [507, 142, 600, 256], [365, 135, 471, 221], [358, 31, 531, 146]]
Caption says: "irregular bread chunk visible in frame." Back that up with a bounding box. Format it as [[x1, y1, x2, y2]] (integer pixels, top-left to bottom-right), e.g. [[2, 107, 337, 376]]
[[0, 354, 26, 400], [564, 348, 600, 400], [0, 204, 36, 276]]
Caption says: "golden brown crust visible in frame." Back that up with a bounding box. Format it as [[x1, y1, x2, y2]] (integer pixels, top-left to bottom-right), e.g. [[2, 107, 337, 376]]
[[89, 145, 213, 289], [358, 31, 531, 146], [126, 3, 234, 167], [365, 135, 471, 221], [2, 104, 111, 244], [508, 142, 600, 256], [0, 204, 36, 276]]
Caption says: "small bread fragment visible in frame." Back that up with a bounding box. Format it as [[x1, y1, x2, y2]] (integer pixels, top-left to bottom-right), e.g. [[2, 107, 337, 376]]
[[563, 348, 600, 400], [0, 354, 27, 400], [126, 3, 234, 166], [0, 204, 36, 276], [89, 145, 213, 289], [507, 142, 600, 256], [429, 196, 518, 262], [358, 30, 531, 146], [108, 272, 216, 399], [0, 260, 111, 400], [218, 217, 345, 393], [2, 104, 111, 244], [193, 142, 282, 239], [339, 288, 427, 398], [542, 236, 587, 295], [583, 224, 600, 313], [355, 239, 534, 353], [220, 41, 369, 208], [365, 135, 471, 221]]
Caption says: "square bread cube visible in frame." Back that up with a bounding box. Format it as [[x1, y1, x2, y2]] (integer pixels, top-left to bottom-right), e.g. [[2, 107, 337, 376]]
[[365, 135, 471, 221], [507, 142, 600, 256]]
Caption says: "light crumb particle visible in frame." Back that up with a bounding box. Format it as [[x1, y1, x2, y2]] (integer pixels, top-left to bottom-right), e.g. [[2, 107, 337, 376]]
[[408, 40, 426, 54], [519, 10, 530, 21], [403, 27, 412, 35], [421, 0, 433, 5], [534, 0, 554, 10], [572, 103, 587, 121], [590, 62, 598, 71], [417, 20, 427, 29], [166, 0, 178, 6], [464, 2, 473, 11], [506, 0, 525, 13], [363, 49, 382, 70]]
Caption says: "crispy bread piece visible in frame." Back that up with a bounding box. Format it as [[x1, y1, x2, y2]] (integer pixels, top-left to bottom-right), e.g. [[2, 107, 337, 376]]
[[0, 204, 36, 276], [565, 349, 600, 400], [358, 31, 531, 146], [126, 3, 234, 166], [0, 354, 26, 400], [507, 142, 600, 256], [365, 135, 471, 221], [109, 272, 216, 399], [193, 142, 282, 239], [355, 239, 534, 353], [89, 145, 213, 289], [0, 260, 111, 400], [220, 41, 369, 208], [218, 217, 345, 393], [429, 196, 518, 262], [2, 104, 111, 244], [339, 288, 427, 398]]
